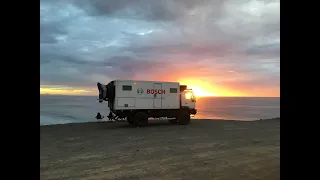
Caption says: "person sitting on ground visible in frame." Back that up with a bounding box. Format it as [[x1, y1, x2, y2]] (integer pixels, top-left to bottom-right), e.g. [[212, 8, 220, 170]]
[[95, 112, 104, 122], [107, 112, 114, 120]]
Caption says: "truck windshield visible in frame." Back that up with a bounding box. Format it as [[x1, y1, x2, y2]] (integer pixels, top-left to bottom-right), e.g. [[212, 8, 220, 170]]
[[185, 90, 195, 100]]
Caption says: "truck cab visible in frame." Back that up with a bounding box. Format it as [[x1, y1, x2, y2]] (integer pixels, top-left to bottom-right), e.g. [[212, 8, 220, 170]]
[[181, 89, 197, 115]]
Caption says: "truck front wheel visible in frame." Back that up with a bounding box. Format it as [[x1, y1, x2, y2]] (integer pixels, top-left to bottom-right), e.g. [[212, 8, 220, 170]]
[[177, 110, 191, 125], [133, 112, 148, 126]]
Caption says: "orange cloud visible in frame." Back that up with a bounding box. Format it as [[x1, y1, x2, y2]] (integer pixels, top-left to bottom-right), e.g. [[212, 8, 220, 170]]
[[40, 61, 279, 97]]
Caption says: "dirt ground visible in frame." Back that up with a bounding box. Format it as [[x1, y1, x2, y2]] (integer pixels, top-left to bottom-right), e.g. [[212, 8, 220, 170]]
[[40, 119, 280, 180]]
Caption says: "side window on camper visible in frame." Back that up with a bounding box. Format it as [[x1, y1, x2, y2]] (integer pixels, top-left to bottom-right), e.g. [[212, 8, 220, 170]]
[[122, 85, 132, 91], [170, 88, 178, 93]]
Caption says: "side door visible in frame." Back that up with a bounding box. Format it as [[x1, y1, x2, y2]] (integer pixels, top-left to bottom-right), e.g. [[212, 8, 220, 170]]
[[153, 83, 162, 108]]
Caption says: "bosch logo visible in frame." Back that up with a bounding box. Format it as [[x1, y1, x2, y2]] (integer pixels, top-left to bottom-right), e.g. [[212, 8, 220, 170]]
[[137, 88, 144, 95], [147, 89, 166, 94]]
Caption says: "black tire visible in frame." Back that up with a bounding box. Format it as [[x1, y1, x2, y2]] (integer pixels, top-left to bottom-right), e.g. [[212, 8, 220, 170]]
[[133, 112, 149, 126], [169, 119, 177, 124], [178, 110, 190, 125]]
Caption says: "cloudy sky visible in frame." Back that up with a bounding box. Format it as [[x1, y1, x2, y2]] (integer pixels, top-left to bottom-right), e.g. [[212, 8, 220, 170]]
[[40, 0, 280, 97]]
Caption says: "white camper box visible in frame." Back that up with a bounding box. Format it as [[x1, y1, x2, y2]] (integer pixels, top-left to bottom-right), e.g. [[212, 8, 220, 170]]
[[97, 80, 197, 126]]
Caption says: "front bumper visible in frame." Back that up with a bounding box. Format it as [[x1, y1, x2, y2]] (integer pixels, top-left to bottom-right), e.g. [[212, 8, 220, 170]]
[[190, 108, 197, 115]]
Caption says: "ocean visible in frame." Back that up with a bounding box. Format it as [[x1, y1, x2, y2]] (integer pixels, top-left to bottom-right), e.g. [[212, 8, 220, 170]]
[[40, 95, 280, 126]]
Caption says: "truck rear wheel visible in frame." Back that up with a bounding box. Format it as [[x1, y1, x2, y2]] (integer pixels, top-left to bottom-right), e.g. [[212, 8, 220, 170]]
[[133, 112, 148, 126], [178, 110, 190, 125]]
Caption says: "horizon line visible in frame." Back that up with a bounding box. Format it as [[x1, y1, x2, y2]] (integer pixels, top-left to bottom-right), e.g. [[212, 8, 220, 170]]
[[40, 94, 280, 98]]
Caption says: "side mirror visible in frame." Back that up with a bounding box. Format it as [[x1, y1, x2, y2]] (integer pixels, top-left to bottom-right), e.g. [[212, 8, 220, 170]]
[[191, 95, 195, 102]]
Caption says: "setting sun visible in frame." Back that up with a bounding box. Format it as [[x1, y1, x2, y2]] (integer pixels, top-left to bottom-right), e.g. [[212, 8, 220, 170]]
[[178, 79, 217, 97], [186, 85, 216, 97], [178, 79, 245, 97]]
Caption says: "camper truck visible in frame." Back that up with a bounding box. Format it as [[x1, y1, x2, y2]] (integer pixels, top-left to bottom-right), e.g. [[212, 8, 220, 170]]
[[97, 80, 197, 126]]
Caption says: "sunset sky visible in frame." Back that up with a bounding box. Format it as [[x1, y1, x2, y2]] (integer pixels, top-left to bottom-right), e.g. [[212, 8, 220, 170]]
[[40, 0, 280, 97]]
